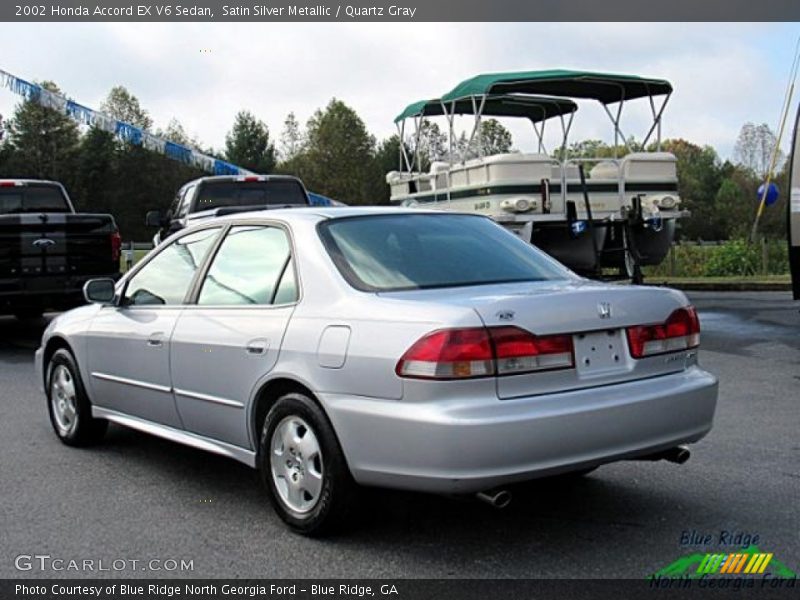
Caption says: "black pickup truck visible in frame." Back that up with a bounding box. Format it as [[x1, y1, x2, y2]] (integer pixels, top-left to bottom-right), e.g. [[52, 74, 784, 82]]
[[0, 180, 121, 318], [146, 174, 310, 245]]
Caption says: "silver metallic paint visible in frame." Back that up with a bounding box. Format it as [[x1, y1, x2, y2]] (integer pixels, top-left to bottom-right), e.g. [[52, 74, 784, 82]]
[[37, 207, 719, 495]]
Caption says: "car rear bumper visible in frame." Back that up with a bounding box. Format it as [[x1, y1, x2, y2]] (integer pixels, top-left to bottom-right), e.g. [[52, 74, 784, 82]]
[[321, 367, 718, 494]]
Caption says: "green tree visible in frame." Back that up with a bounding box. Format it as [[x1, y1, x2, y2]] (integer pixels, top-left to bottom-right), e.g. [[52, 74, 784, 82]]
[[714, 174, 751, 239], [5, 81, 80, 186], [660, 139, 723, 240], [224, 110, 277, 174], [412, 119, 447, 169], [734, 122, 783, 180], [280, 112, 303, 161], [157, 118, 196, 146], [100, 86, 153, 129], [757, 159, 789, 240], [478, 118, 513, 156], [73, 127, 117, 213], [559, 139, 610, 160], [97, 88, 204, 239], [369, 135, 405, 204], [298, 98, 376, 205]]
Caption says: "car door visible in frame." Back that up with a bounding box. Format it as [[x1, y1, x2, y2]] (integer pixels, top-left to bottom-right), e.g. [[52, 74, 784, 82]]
[[86, 226, 222, 427], [170, 224, 298, 448], [789, 103, 800, 300]]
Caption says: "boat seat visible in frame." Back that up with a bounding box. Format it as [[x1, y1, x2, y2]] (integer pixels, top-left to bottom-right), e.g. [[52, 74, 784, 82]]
[[481, 152, 551, 164], [386, 170, 412, 185], [621, 152, 677, 180], [589, 161, 619, 179], [553, 164, 581, 180]]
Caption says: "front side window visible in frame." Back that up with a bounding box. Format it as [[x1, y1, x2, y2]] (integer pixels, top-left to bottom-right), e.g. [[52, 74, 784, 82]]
[[177, 185, 195, 217], [198, 225, 296, 306], [123, 227, 220, 306], [319, 214, 571, 292]]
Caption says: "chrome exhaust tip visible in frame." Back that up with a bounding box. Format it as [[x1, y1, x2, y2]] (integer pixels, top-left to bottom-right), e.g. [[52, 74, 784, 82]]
[[632, 444, 692, 464], [476, 489, 512, 509], [664, 445, 691, 464]]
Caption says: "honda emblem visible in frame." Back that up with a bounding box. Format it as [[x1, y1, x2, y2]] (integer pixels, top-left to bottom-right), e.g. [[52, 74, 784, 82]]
[[597, 302, 612, 319]]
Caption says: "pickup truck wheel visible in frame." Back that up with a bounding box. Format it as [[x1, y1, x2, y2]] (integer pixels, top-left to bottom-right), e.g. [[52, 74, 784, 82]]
[[259, 393, 355, 536], [46, 349, 107, 446]]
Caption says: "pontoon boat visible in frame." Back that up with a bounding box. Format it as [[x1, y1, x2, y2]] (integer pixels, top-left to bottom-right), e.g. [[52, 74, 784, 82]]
[[387, 70, 687, 280]]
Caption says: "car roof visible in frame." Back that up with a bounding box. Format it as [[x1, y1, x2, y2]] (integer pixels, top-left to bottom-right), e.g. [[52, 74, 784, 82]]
[[201, 205, 457, 225]]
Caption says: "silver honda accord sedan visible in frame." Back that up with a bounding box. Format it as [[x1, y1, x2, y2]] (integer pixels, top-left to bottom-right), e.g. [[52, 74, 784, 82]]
[[35, 207, 718, 534]]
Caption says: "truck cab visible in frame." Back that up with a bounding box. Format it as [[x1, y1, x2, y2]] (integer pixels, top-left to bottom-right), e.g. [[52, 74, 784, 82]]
[[147, 174, 310, 245]]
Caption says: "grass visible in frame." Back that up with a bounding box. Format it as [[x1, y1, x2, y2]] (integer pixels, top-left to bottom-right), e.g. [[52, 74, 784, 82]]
[[119, 249, 150, 272], [645, 274, 791, 290], [650, 275, 791, 284]]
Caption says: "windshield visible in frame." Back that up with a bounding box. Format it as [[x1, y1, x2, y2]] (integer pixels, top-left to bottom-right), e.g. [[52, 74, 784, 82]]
[[194, 180, 307, 212], [319, 214, 571, 292], [0, 185, 71, 214]]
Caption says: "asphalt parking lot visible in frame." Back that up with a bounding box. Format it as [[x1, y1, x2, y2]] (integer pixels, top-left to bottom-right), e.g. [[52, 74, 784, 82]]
[[1, 291, 798, 579]]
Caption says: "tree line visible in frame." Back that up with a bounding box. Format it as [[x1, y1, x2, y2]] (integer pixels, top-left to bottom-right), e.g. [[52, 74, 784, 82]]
[[0, 82, 790, 243]]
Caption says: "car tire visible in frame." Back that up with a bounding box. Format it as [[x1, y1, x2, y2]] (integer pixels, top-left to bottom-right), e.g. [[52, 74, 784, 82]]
[[259, 392, 355, 536], [46, 348, 108, 446]]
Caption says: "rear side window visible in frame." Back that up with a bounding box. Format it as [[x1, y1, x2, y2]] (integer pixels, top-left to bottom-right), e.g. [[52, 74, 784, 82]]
[[198, 225, 296, 306], [0, 185, 71, 214], [319, 214, 569, 292], [194, 181, 307, 211], [124, 228, 221, 306]]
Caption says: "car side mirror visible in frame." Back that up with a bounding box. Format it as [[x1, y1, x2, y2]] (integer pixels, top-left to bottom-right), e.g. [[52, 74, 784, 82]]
[[145, 210, 163, 228], [83, 278, 117, 304]]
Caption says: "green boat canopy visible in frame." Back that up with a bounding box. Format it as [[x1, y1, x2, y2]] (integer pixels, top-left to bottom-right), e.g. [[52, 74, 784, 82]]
[[394, 94, 578, 124], [440, 69, 673, 105]]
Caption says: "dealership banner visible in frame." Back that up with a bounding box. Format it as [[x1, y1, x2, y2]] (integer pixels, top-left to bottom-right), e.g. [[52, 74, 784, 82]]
[[2, 0, 800, 21], [0, 66, 249, 176], [3, 579, 800, 600]]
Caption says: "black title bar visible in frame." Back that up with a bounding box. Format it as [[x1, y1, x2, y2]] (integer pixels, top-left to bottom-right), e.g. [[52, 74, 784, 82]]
[[4, 579, 800, 600], [3, 0, 800, 21]]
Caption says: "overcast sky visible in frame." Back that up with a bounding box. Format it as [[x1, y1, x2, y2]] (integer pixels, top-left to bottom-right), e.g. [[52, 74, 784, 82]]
[[1, 23, 799, 160]]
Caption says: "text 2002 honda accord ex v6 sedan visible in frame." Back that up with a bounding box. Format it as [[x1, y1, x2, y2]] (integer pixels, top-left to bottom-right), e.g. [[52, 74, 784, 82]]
[[35, 208, 718, 534]]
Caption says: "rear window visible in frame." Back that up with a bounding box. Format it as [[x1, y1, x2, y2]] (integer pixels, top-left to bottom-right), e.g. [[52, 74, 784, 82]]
[[0, 185, 71, 214], [318, 214, 570, 292], [194, 180, 307, 212]]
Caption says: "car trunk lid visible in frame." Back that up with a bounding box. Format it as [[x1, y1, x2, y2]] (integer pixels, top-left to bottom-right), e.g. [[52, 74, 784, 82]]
[[381, 280, 697, 398]]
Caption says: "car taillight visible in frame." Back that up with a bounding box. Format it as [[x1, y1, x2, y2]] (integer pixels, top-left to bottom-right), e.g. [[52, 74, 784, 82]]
[[110, 231, 122, 262], [396, 326, 574, 380], [490, 326, 574, 374], [626, 306, 700, 359], [395, 328, 494, 379]]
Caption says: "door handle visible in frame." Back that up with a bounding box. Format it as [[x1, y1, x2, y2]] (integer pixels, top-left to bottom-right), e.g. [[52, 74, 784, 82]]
[[147, 332, 165, 348], [245, 339, 269, 355]]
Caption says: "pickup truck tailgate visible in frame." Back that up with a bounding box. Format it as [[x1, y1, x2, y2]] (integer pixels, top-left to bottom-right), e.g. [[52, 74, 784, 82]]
[[0, 213, 118, 279]]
